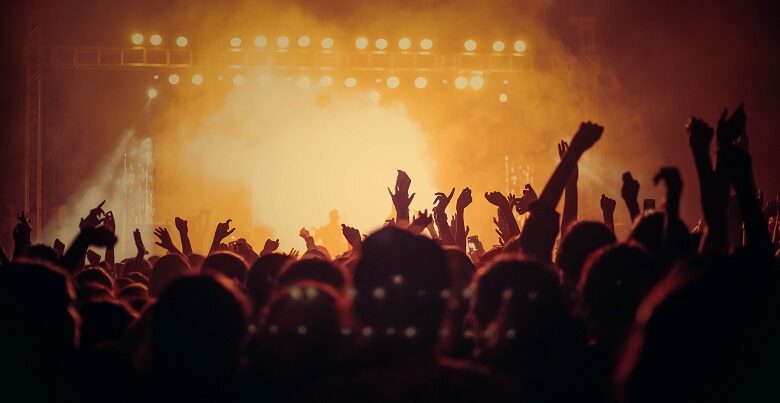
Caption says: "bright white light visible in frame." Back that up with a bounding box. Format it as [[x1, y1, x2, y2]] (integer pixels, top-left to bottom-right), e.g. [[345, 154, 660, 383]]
[[230, 37, 242, 47], [147, 88, 158, 99], [375, 38, 388, 50], [499, 93, 508, 102], [150, 34, 162, 46], [233, 75, 246, 86], [355, 37, 368, 49], [298, 36, 310, 47], [469, 75, 484, 90], [192, 74, 204, 86], [398, 37, 411, 50], [420, 38, 433, 50], [464, 39, 477, 52], [131, 33, 144, 45], [277, 36, 290, 48], [503, 79, 509, 85], [257, 75, 271, 86], [369, 91, 381, 102], [344, 77, 357, 88], [319, 75, 333, 87], [514, 40, 527, 52], [254, 36, 267, 48], [386, 76, 400, 89], [168, 74, 180, 85], [454, 76, 468, 89], [297, 76, 311, 89], [176, 36, 188, 47], [321, 37, 334, 49], [492, 41, 505, 52], [414, 77, 427, 88]]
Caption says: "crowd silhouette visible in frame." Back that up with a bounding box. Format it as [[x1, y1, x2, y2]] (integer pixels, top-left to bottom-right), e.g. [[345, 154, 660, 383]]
[[1, 104, 779, 402]]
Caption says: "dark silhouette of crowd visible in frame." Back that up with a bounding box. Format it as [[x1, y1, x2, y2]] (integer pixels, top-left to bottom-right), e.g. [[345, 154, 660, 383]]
[[1, 104, 779, 402]]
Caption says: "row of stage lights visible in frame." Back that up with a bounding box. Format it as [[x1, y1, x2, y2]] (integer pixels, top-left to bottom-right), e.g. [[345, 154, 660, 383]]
[[154, 72, 508, 91], [130, 33, 528, 53]]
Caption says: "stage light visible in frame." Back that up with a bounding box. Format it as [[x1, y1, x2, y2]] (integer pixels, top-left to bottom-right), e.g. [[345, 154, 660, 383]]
[[469, 75, 484, 90], [420, 38, 433, 50], [492, 40, 505, 52], [254, 36, 267, 48], [168, 73, 180, 85], [454, 76, 468, 90], [375, 38, 388, 50], [344, 77, 357, 88], [298, 36, 310, 47], [321, 37, 334, 49], [514, 40, 527, 52], [150, 34, 162, 46], [257, 74, 271, 86], [147, 88, 158, 99], [131, 33, 144, 45], [499, 93, 508, 102], [398, 37, 411, 50], [277, 36, 290, 48], [176, 36, 188, 47], [319, 75, 333, 87], [387, 76, 400, 88], [375, 78, 383, 84], [464, 39, 477, 52], [503, 79, 509, 85], [230, 37, 242, 47], [369, 91, 381, 102], [192, 74, 204, 86], [233, 75, 246, 86], [414, 77, 428, 88], [297, 76, 311, 89], [355, 37, 368, 49]]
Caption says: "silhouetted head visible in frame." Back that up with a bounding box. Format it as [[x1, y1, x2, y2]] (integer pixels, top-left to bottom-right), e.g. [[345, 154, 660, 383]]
[[126, 271, 149, 286], [302, 246, 332, 261], [118, 283, 149, 301], [353, 227, 449, 352], [75, 266, 114, 292], [78, 299, 137, 352], [187, 253, 205, 271], [150, 254, 191, 296], [557, 221, 617, 289], [246, 253, 293, 312], [202, 251, 248, 284], [277, 258, 347, 292], [628, 212, 665, 257], [578, 243, 656, 347], [150, 274, 250, 398], [26, 244, 59, 265]]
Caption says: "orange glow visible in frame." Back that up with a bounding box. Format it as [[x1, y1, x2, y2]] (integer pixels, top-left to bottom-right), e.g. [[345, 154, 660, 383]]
[[131, 33, 143, 45], [150, 34, 162, 46]]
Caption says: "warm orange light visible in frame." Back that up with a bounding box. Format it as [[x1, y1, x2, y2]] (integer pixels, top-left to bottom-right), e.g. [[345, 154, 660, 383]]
[[514, 40, 527, 52], [168, 74, 180, 85], [386, 76, 400, 88], [131, 33, 144, 45], [344, 77, 357, 87], [319, 75, 333, 87], [297, 36, 310, 47], [454, 76, 468, 89], [464, 39, 477, 52], [254, 36, 267, 48], [150, 34, 162, 46], [414, 77, 428, 88], [321, 37, 334, 49], [277, 36, 290, 48], [492, 41, 505, 52], [191, 74, 204, 86], [233, 75, 246, 86], [355, 37, 368, 49], [230, 37, 242, 47], [375, 38, 388, 50], [147, 88, 158, 98], [398, 37, 411, 50], [469, 75, 484, 90], [176, 36, 188, 47], [420, 38, 433, 50]]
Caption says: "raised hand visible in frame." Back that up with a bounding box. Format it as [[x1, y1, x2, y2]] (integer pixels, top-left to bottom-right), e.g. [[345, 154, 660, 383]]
[[433, 187, 456, 213], [86, 249, 101, 266], [456, 187, 473, 212], [175, 217, 188, 234], [388, 170, 416, 221], [154, 227, 181, 254], [174, 216, 193, 255], [210, 219, 236, 253], [514, 184, 538, 214], [653, 168, 683, 204], [103, 211, 116, 233], [569, 121, 604, 153], [341, 224, 363, 249], [299, 227, 311, 239], [716, 103, 746, 149], [53, 238, 65, 258], [621, 171, 641, 221], [134, 228, 148, 256], [13, 212, 32, 245], [261, 238, 280, 256], [79, 201, 106, 230], [601, 194, 617, 233], [288, 248, 300, 259], [687, 117, 714, 154], [484, 191, 510, 209]]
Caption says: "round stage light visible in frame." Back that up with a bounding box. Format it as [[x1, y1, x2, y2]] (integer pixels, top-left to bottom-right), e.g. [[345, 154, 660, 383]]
[[369, 91, 381, 102], [131, 33, 144, 45], [176, 36, 188, 47], [230, 37, 242, 47], [344, 77, 357, 88], [355, 37, 368, 49], [398, 37, 411, 50], [464, 39, 477, 52], [503, 79, 509, 85], [499, 93, 508, 102], [319, 75, 333, 87], [420, 38, 433, 50], [469, 75, 484, 90], [254, 36, 267, 48], [375, 38, 388, 50], [297, 76, 311, 89], [168, 74, 180, 85], [514, 40, 527, 52], [233, 75, 246, 86], [321, 37, 334, 49], [454, 76, 468, 90], [298, 36, 310, 47], [147, 88, 158, 99], [414, 77, 427, 88], [150, 34, 162, 46], [277, 36, 290, 48], [386, 76, 400, 88], [492, 40, 505, 52], [257, 74, 271, 86], [191, 74, 204, 86]]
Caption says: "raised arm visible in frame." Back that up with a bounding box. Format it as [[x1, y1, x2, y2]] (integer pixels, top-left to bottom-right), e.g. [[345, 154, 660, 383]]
[[61, 227, 117, 274], [600, 194, 616, 233], [455, 187, 472, 251], [155, 226, 183, 255], [485, 191, 520, 239], [620, 172, 641, 223], [12, 212, 32, 260], [558, 141, 579, 235], [299, 227, 317, 251], [341, 224, 363, 250], [433, 188, 456, 245], [103, 211, 116, 268], [175, 217, 193, 256], [388, 170, 415, 227], [210, 219, 235, 254]]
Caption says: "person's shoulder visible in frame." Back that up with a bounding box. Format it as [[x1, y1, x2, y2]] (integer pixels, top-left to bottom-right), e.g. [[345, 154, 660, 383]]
[[437, 357, 526, 402]]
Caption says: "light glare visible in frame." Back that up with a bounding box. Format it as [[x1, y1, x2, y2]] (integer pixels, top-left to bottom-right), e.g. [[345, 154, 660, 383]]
[[168, 74, 180, 85], [233, 75, 246, 86], [454, 76, 468, 89], [321, 37, 334, 49], [355, 37, 368, 49], [176, 36, 188, 47], [254, 36, 267, 48], [277, 36, 290, 48], [344, 77, 357, 87], [375, 38, 388, 50], [398, 37, 411, 50], [150, 34, 162, 46], [386, 76, 400, 89], [319, 75, 333, 87], [230, 37, 242, 47], [514, 40, 527, 52], [191, 74, 204, 86], [499, 93, 508, 102], [464, 40, 477, 52], [147, 88, 158, 99], [469, 75, 484, 90], [131, 33, 144, 45], [297, 76, 311, 89], [492, 41, 505, 52], [298, 36, 310, 47], [420, 39, 433, 50], [414, 77, 427, 88]]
